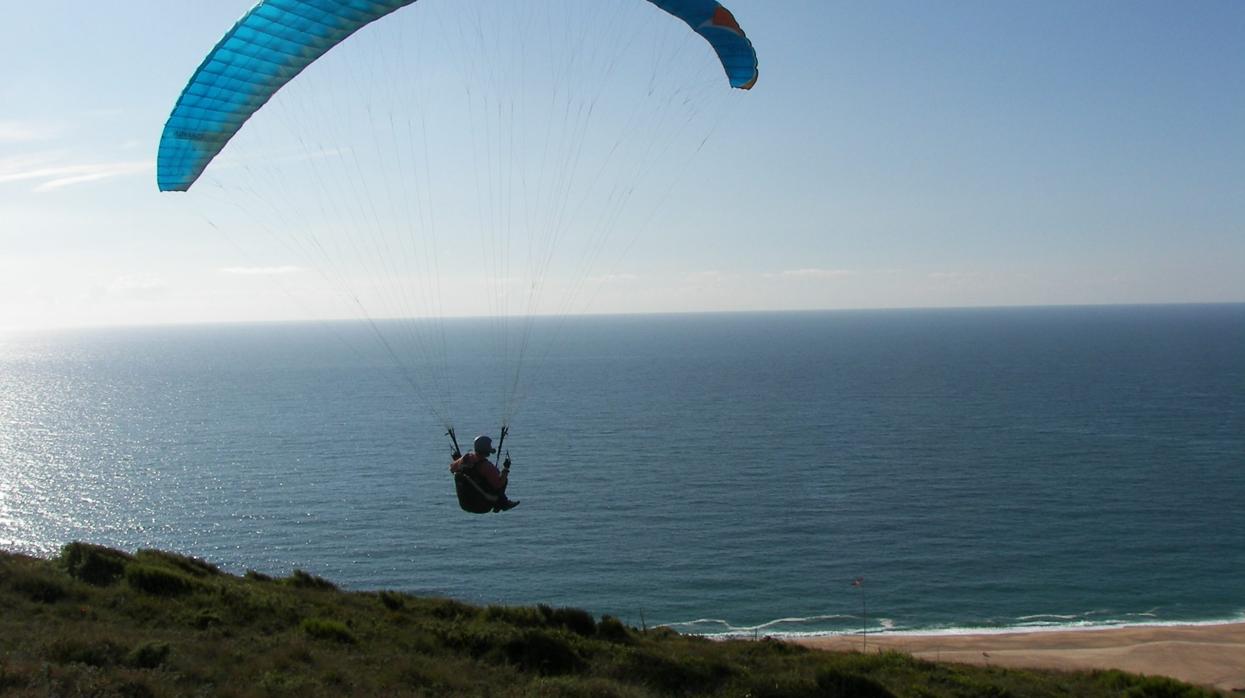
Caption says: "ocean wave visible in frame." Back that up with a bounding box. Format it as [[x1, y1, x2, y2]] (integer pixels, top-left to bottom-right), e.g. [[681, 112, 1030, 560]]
[[670, 610, 1245, 639], [663, 614, 857, 636], [870, 614, 1245, 638]]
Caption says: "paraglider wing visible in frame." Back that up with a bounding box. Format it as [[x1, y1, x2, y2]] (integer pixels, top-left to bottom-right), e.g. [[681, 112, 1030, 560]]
[[156, 0, 758, 193], [646, 0, 759, 90], [156, 0, 417, 192]]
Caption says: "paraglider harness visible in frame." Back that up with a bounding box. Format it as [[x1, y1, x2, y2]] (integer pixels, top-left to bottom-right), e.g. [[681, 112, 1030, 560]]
[[447, 426, 510, 514]]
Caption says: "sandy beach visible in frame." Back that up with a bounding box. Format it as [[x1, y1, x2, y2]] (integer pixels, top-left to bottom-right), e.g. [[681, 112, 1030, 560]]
[[792, 623, 1245, 693]]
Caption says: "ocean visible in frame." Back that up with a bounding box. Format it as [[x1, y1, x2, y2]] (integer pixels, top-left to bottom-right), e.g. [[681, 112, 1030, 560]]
[[2, 305, 1243, 637]]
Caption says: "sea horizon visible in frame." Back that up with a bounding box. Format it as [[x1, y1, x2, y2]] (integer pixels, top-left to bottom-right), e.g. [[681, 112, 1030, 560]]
[[7, 300, 1245, 335]]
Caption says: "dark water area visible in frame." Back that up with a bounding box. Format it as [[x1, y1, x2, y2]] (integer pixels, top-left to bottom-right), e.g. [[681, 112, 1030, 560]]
[[3, 304, 1243, 635]]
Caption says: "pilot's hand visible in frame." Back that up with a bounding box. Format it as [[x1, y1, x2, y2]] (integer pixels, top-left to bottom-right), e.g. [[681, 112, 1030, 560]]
[[452, 450, 462, 460], [503, 456, 512, 470]]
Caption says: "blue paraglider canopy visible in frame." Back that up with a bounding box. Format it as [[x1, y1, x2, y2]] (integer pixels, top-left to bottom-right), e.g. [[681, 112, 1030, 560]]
[[157, 0, 758, 193]]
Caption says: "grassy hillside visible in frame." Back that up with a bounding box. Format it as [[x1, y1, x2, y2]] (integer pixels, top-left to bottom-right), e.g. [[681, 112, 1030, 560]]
[[0, 543, 1217, 697]]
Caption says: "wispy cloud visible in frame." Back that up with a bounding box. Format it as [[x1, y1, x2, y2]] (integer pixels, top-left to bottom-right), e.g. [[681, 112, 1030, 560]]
[[589, 273, 639, 283], [37, 162, 151, 191], [103, 275, 168, 299], [770, 268, 857, 279], [0, 154, 151, 192], [0, 153, 53, 178], [0, 120, 60, 143], [220, 266, 305, 275]]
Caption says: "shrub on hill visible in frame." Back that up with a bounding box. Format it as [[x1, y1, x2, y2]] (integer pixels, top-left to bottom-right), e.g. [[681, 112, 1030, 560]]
[[540, 604, 598, 637], [816, 668, 897, 698], [43, 636, 126, 668], [284, 568, 337, 591], [8, 565, 72, 603], [504, 628, 586, 676], [597, 615, 632, 643], [608, 647, 736, 694], [424, 596, 479, 621], [378, 589, 406, 610], [59, 542, 131, 586], [125, 563, 197, 596], [134, 549, 220, 577], [125, 641, 171, 669], [301, 617, 357, 644], [1095, 670, 1211, 697]]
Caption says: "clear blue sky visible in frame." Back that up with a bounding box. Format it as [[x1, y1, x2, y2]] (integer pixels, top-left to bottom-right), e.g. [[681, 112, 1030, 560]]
[[2, 1, 1243, 330]]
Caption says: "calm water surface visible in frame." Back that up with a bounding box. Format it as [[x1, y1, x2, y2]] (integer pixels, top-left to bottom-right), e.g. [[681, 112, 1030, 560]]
[[2, 305, 1243, 636]]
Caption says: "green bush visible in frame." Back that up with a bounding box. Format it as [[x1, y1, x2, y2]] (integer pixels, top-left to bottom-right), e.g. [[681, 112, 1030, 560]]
[[737, 676, 819, 698], [125, 564, 196, 596], [113, 679, 157, 698], [425, 597, 479, 621], [301, 617, 357, 644], [211, 584, 301, 631], [436, 624, 509, 658], [1096, 669, 1135, 690], [834, 649, 919, 674], [43, 637, 125, 667], [486, 604, 545, 627], [597, 615, 631, 643], [126, 641, 171, 669], [11, 572, 70, 603], [245, 569, 273, 582], [1096, 670, 1216, 698], [526, 676, 648, 697], [285, 569, 337, 591], [379, 590, 406, 611], [504, 628, 585, 676], [393, 654, 478, 693], [135, 549, 219, 577], [816, 668, 898, 697], [258, 669, 311, 694], [486, 604, 598, 635], [59, 542, 131, 586], [542, 605, 598, 637], [610, 648, 735, 694], [749, 636, 809, 656], [1128, 678, 1216, 698], [191, 609, 223, 629]]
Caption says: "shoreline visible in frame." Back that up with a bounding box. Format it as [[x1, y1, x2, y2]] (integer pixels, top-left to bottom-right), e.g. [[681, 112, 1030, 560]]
[[790, 622, 1245, 693]]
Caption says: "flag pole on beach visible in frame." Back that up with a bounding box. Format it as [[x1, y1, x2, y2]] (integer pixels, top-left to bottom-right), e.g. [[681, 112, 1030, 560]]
[[852, 577, 866, 652]]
